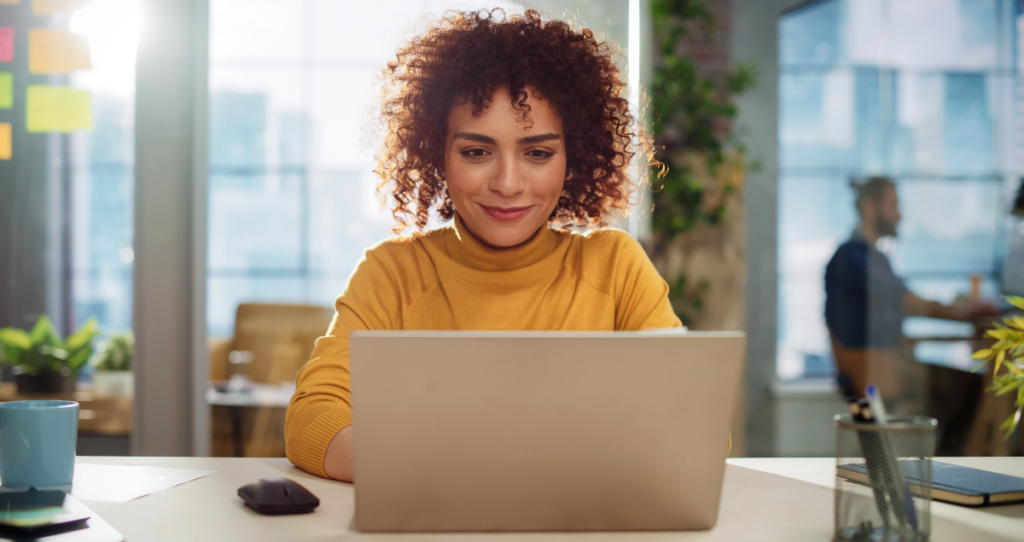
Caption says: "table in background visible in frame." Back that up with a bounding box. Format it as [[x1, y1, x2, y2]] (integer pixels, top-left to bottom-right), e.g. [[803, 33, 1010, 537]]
[[80, 456, 1024, 542], [0, 382, 131, 455], [206, 382, 294, 457]]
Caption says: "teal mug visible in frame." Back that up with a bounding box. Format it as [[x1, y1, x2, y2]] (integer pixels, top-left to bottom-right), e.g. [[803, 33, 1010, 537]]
[[0, 400, 79, 489]]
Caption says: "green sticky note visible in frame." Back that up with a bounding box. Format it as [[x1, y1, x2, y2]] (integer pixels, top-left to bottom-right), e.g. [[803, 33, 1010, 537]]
[[26, 85, 91, 133], [0, 72, 11, 109]]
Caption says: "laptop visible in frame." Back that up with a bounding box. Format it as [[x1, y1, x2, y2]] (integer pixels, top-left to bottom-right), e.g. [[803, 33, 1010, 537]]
[[350, 330, 745, 532]]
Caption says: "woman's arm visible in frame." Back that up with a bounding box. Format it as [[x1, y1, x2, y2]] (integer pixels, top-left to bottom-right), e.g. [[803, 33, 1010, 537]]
[[323, 425, 354, 481], [285, 246, 406, 479]]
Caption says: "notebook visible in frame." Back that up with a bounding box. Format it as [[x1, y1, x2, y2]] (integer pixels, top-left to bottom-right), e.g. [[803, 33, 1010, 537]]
[[838, 460, 1024, 507]]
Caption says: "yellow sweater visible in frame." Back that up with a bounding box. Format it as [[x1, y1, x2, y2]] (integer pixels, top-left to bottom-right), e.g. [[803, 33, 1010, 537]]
[[284, 214, 683, 477]]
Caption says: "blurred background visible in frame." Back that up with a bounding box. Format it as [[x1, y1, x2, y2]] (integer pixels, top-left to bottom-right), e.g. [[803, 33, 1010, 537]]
[[1, 0, 1023, 459]]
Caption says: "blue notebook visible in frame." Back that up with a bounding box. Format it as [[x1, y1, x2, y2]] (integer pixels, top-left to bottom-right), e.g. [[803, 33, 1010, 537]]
[[838, 460, 1024, 507]]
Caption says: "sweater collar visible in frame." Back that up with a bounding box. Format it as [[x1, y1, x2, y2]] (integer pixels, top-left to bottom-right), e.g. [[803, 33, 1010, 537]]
[[444, 212, 561, 272]]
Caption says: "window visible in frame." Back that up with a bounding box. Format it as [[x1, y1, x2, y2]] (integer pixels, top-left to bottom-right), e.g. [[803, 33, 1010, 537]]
[[777, 0, 1018, 380], [206, 0, 632, 337], [0, 0, 138, 338]]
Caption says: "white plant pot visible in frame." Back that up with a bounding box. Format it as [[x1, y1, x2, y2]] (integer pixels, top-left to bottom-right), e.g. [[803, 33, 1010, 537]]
[[92, 371, 134, 398]]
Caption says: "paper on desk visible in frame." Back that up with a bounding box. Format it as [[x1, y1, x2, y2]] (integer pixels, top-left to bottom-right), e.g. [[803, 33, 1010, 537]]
[[71, 464, 217, 503]]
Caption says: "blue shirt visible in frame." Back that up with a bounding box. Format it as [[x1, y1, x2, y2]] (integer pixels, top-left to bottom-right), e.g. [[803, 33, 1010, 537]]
[[824, 234, 907, 348]]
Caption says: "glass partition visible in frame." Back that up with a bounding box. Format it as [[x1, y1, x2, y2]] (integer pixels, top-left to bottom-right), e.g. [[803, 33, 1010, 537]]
[[777, 0, 1018, 381]]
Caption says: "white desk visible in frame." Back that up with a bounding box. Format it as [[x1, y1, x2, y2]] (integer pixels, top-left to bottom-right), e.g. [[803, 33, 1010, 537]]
[[79, 456, 1024, 541]]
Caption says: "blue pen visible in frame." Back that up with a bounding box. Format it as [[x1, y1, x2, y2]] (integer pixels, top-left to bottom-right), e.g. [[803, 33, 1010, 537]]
[[865, 385, 918, 534]]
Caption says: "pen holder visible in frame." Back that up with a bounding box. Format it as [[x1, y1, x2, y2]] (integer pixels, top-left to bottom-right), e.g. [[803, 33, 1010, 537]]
[[834, 414, 937, 542]]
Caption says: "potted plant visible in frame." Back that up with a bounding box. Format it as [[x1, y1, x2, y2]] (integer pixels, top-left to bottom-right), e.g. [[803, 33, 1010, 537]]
[[972, 296, 1024, 436], [0, 315, 98, 394], [91, 331, 134, 397]]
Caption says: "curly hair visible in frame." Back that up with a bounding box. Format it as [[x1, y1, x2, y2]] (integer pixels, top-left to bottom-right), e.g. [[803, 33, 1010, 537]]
[[374, 8, 642, 232]]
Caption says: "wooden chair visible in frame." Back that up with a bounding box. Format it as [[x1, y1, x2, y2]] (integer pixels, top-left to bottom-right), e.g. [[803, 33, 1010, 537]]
[[210, 303, 332, 457]]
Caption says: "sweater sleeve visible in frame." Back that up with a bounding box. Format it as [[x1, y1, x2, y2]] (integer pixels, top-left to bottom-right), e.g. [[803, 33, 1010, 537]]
[[609, 232, 683, 331], [284, 246, 404, 478]]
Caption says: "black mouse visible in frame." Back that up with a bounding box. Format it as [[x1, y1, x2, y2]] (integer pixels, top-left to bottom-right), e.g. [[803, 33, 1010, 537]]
[[237, 477, 320, 515]]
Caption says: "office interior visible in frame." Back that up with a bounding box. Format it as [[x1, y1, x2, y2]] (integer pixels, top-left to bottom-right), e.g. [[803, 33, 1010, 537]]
[[1, 0, 1024, 462]]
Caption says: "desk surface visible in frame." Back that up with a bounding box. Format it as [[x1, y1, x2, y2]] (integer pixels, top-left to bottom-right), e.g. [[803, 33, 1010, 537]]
[[79, 456, 1024, 541]]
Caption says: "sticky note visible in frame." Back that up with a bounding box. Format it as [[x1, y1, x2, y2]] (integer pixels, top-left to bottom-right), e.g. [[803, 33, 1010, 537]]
[[0, 0, 20, 5], [0, 72, 10, 109], [26, 85, 91, 132], [0, 27, 12, 62], [29, 29, 91, 74], [0, 123, 10, 160], [32, 0, 89, 15]]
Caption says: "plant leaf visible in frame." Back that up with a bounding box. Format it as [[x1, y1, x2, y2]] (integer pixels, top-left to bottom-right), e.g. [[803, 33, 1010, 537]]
[[996, 381, 1020, 396], [1005, 407, 1024, 441], [29, 316, 62, 348], [1005, 360, 1024, 377], [1008, 296, 1024, 310], [65, 318, 98, 351], [973, 348, 993, 360], [0, 328, 32, 364]]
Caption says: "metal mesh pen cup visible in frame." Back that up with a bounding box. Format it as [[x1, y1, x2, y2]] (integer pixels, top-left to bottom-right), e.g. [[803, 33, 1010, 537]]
[[834, 414, 937, 542]]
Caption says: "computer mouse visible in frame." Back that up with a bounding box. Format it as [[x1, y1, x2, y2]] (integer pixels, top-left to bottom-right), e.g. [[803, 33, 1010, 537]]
[[237, 477, 320, 515]]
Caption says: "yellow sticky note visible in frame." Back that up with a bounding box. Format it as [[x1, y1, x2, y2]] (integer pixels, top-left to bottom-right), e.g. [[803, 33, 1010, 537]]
[[29, 28, 91, 74], [0, 123, 10, 160], [0, 72, 10, 109], [26, 85, 91, 132], [32, 0, 89, 15]]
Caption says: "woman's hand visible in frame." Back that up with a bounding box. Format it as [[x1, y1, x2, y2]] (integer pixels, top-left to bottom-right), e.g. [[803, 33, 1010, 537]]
[[323, 425, 354, 482]]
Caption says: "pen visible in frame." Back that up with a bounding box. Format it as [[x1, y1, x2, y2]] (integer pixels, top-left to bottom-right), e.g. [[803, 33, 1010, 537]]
[[865, 385, 918, 534], [848, 398, 891, 531]]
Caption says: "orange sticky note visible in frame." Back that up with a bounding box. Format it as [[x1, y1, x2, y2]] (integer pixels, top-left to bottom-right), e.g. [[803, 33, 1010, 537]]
[[26, 85, 91, 132], [29, 28, 91, 74], [0, 27, 12, 63], [32, 0, 89, 15], [0, 123, 10, 160]]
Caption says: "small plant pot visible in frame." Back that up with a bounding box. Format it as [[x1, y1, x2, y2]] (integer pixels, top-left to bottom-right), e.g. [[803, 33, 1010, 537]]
[[92, 371, 134, 398], [14, 370, 75, 394]]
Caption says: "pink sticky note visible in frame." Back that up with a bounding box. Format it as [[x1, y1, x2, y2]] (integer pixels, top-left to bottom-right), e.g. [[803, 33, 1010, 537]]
[[0, 28, 12, 63]]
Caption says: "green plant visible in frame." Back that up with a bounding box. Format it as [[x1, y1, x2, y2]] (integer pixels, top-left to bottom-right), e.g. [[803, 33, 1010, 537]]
[[649, 0, 755, 241], [971, 296, 1024, 438], [647, 0, 755, 325], [668, 275, 709, 327], [92, 331, 133, 372], [0, 316, 98, 376]]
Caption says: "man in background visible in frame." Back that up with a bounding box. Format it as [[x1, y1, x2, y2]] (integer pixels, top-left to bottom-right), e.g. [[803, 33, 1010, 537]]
[[824, 176, 996, 454]]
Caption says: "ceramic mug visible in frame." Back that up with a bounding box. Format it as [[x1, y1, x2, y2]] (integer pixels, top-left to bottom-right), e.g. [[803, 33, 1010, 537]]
[[0, 400, 79, 488]]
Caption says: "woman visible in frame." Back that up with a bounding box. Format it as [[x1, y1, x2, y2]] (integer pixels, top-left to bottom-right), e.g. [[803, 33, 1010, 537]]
[[285, 8, 682, 482]]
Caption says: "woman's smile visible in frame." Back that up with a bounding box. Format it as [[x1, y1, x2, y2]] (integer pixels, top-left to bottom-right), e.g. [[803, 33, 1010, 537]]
[[479, 203, 534, 222]]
